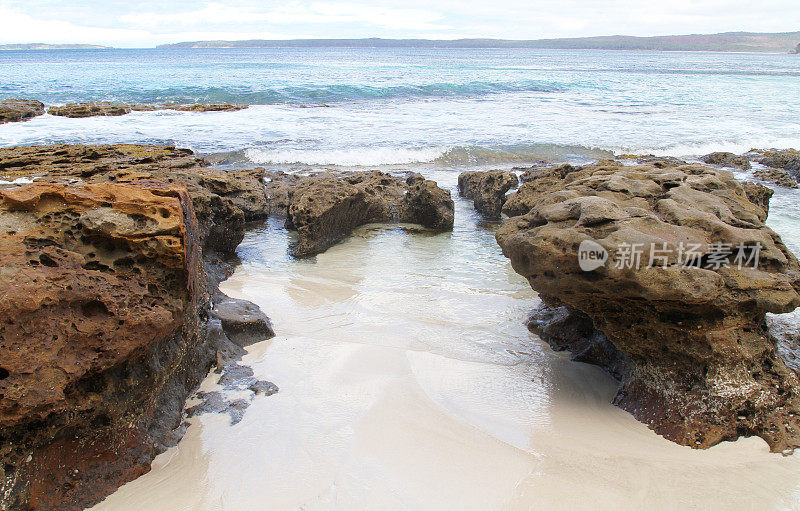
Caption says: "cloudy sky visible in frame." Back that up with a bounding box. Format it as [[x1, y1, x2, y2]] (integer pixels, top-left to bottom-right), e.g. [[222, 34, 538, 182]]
[[1, 0, 798, 47]]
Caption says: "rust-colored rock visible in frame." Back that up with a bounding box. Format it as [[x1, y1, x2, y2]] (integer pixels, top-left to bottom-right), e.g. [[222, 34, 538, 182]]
[[271, 170, 453, 257], [0, 99, 45, 124], [0, 144, 268, 257], [497, 160, 800, 452], [0, 182, 205, 510], [48, 101, 132, 118], [0, 146, 275, 510], [457, 170, 519, 219]]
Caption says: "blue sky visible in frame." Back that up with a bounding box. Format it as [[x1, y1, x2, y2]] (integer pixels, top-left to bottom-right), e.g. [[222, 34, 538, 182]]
[[1, 0, 798, 47]]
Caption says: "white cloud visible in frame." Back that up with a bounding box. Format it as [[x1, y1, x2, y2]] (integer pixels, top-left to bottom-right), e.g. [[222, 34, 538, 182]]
[[0, 0, 798, 47], [119, 2, 448, 32]]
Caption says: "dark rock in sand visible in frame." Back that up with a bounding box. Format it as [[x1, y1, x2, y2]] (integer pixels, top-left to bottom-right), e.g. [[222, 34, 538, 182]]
[[498, 159, 800, 453], [700, 151, 751, 170], [0, 99, 45, 124], [526, 303, 633, 381], [0, 144, 273, 510], [211, 293, 275, 346], [271, 170, 454, 257], [48, 101, 132, 118], [458, 170, 519, 219]]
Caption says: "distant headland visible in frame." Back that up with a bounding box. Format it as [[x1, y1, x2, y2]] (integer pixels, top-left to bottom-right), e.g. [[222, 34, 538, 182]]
[[157, 31, 800, 53], [0, 43, 112, 50]]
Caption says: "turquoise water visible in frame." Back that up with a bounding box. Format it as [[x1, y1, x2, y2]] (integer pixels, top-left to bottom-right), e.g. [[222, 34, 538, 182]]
[[1, 48, 799, 162]]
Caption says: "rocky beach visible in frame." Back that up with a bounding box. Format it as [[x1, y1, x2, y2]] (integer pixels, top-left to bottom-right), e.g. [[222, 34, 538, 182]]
[[2, 46, 800, 510]]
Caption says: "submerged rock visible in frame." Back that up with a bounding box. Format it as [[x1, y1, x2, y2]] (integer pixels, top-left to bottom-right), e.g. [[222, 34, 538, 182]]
[[270, 170, 454, 257], [48, 101, 132, 118], [0, 99, 45, 124], [497, 159, 800, 452], [130, 103, 248, 112], [700, 151, 751, 170], [457, 170, 519, 219], [0, 144, 274, 510]]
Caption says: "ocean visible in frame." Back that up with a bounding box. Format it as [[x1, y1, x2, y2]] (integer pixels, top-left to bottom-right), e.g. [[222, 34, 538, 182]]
[[1, 47, 799, 164]]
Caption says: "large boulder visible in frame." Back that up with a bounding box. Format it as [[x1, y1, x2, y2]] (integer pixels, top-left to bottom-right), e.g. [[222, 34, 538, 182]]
[[457, 170, 519, 219], [272, 170, 454, 257], [48, 101, 132, 118], [497, 160, 800, 452], [0, 146, 274, 510], [0, 99, 45, 124]]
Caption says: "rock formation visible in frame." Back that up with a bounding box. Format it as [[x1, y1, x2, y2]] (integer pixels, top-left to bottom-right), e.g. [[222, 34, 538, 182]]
[[0, 99, 45, 124], [497, 160, 800, 452], [753, 167, 798, 188], [45, 102, 249, 118], [700, 151, 751, 170], [457, 170, 519, 219], [0, 145, 274, 510], [269, 170, 454, 257], [755, 149, 800, 177], [130, 103, 248, 113], [0, 144, 269, 257], [48, 101, 132, 118]]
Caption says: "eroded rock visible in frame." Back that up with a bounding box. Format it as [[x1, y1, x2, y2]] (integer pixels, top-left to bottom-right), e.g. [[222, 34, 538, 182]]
[[0, 144, 268, 257], [497, 160, 800, 452], [270, 170, 453, 257], [458, 170, 519, 219], [0, 145, 274, 510], [0, 99, 45, 124]]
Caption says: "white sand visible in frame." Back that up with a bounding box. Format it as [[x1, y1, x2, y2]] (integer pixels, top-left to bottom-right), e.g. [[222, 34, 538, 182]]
[[92, 185, 800, 511]]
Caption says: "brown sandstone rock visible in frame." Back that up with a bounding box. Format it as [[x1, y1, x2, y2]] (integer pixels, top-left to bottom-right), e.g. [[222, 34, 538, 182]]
[[700, 151, 751, 170], [0, 144, 268, 257], [0, 146, 275, 510], [271, 170, 453, 257], [457, 170, 519, 219], [0, 99, 45, 124], [497, 160, 800, 452], [48, 101, 132, 118]]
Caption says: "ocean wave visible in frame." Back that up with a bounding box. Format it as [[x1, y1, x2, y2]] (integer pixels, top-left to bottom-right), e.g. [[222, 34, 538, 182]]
[[11, 81, 569, 107], [239, 144, 615, 167]]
